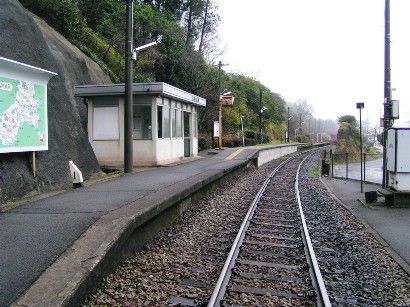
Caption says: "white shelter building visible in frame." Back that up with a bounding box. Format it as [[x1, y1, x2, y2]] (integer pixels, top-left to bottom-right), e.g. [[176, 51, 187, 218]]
[[74, 83, 206, 167]]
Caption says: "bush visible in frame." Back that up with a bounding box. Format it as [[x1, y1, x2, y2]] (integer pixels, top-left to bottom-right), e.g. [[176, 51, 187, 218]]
[[198, 135, 211, 151], [223, 135, 242, 148]]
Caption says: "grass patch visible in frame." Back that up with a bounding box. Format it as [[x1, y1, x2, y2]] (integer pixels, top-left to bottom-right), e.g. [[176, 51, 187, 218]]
[[307, 167, 320, 176]]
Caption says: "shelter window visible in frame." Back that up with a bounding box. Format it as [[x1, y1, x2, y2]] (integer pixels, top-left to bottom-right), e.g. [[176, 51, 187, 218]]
[[158, 105, 171, 138], [193, 113, 198, 137], [157, 106, 162, 138], [133, 105, 151, 139], [163, 106, 170, 138], [176, 110, 182, 137], [172, 109, 176, 138]]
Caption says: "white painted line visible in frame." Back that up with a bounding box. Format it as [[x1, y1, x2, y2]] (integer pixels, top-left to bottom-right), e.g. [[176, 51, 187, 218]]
[[225, 148, 245, 160]]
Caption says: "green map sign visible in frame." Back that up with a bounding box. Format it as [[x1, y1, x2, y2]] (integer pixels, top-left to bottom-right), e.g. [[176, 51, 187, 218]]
[[0, 76, 48, 153]]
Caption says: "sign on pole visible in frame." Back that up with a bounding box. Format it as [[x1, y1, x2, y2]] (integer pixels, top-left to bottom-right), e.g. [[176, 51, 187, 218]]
[[0, 57, 57, 153], [220, 95, 235, 107], [213, 121, 219, 137]]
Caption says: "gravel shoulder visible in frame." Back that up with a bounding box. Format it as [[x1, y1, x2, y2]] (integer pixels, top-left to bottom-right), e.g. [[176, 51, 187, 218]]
[[300, 153, 410, 306]]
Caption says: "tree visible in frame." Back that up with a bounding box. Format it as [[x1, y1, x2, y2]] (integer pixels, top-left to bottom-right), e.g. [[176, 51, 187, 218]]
[[338, 115, 358, 128]]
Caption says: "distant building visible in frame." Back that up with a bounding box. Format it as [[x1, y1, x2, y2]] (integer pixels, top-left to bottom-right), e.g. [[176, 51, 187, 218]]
[[74, 83, 206, 167]]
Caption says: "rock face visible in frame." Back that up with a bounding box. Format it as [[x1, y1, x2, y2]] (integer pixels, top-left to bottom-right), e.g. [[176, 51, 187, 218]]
[[0, 0, 111, 203]]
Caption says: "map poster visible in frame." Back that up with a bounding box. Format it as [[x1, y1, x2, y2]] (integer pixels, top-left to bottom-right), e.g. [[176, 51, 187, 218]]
[[0, 76, 48, 153]]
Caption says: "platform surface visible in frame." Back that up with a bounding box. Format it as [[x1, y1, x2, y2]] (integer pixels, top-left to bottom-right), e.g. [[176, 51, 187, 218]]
[[322, 177, 410, 274], [0, 144, 297, 306]]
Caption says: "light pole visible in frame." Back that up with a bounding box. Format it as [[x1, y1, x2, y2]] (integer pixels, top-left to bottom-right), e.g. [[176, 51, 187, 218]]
[[357, 102, 364, 193], [217, 61, 228, 149], [124, 0, 161, 172], [240, 115, 245, 146], [287, 107, 290, 143], [218, 89, 231, 149], [259, 88, 263, 143]]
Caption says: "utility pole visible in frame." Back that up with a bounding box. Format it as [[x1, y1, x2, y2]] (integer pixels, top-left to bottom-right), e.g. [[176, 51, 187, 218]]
[[287, 107, 290, 143], [124, 0, 134, 173], [259, 88, 262, 143], [382, 0, 392, 188]]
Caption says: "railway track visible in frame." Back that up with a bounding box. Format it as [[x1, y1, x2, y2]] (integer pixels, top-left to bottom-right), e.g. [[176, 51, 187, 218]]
[[208, 152, 331, 306]]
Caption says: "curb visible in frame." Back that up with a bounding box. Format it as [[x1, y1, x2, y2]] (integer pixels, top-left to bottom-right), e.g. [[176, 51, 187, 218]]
[[319, 176, 410, 276]]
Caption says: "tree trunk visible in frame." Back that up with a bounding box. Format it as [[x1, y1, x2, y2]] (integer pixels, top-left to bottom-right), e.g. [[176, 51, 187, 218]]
[[186, 0, 193, 47], [198, 0, 209, 54]]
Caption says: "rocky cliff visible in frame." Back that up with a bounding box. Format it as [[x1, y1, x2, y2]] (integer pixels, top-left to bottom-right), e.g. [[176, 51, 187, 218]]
[[0, 0, 111, 204]]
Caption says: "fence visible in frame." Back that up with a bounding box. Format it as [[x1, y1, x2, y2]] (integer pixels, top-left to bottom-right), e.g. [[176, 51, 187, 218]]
[[325, 150, 382, 184]]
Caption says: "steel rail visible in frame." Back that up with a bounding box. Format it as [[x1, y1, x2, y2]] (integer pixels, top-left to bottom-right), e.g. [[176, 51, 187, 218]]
[[295, 153, 332, 307], [207, 154, 302, 307]]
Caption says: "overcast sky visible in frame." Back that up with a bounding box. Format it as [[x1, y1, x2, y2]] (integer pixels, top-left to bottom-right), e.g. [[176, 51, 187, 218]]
[[213, 0, 410, 127]]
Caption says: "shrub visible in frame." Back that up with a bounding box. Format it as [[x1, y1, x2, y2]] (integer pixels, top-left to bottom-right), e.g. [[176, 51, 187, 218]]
[[198, 135, 211, 151]]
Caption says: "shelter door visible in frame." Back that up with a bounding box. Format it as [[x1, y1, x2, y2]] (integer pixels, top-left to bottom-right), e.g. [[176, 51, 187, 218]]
[[184, 112, 190, 157]]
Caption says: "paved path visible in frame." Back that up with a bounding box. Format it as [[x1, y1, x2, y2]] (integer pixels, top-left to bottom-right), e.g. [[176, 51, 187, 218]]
[[322, 177, 410, 274], [0, 145, 273, 306]]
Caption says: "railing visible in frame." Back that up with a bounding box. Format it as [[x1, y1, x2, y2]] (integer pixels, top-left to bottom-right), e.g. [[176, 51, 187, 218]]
[[326, 150, 382, 183]]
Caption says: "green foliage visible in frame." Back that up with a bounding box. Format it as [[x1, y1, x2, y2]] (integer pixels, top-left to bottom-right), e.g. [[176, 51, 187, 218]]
[[19, 0, 289, 141], [336, 115, 361, 158], [338, 115, 358, 127]]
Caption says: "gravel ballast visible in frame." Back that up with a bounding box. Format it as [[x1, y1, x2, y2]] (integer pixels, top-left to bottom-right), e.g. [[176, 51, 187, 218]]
[[84, 151, 409, 306], [299, 153, 410, 306], [84, 158, 284, 306]]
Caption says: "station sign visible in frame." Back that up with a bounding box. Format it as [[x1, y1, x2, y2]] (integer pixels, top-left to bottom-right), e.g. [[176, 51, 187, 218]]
[[220, 95, 235, 107], [213, 121, 219, 137]]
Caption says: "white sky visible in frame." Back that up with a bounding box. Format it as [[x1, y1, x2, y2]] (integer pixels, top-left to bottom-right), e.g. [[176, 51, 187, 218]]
[[213, 0, 410, 127]]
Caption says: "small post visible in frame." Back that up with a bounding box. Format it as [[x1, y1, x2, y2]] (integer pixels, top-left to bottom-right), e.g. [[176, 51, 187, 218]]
[[363, 153, 366, 183], [29, 151, 36, 177], [330, 149, 333, 178], [218, 101, 223, 149], [345, 152, 349, 180]]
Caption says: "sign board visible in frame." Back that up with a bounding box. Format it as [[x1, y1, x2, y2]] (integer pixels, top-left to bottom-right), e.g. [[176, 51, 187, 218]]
[[220, 95, 235, 107], [356, 102, 364, 109], [0, 57, 57, 153], [213, 121, 219, 137], [391, 100, 399, 119]]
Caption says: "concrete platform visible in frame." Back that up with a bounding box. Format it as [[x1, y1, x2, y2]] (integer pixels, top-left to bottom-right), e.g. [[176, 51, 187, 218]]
[[321, 177, 410, 275], [1, 144, 303, 307]]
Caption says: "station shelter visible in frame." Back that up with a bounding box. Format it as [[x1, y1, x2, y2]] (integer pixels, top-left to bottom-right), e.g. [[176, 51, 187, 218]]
[[74, 83, 206, 167]]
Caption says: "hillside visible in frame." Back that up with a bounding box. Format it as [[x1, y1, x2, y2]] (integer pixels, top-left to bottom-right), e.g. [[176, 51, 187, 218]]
[[0, 0, 110, 203]]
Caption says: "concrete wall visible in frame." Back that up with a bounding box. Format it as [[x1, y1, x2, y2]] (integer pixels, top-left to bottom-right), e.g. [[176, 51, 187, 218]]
[[256, 145, 299, 167]]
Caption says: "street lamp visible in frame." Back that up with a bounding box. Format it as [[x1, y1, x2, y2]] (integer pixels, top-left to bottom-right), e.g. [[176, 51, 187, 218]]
[[357, 102, 365, 193], [218, 89, 233, 149], [124, 0, 161, 173], [287, 107, 291, 143]]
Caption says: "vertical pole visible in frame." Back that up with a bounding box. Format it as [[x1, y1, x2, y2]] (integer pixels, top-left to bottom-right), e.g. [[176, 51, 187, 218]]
[[124, 0, 134, 173], [364, 153, 366, 183], [241, 116, 245, 146], [345, 152, 348, 180], [211, 121, 214, 148], [218, 61, 222, 149], [259, 88, 262, 143], [382, 0, 392, 188], [360, 108, 363, 193], [331, 150, 334, 178], [287, 107, 290, 142], [218, 102, 222, 149]]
